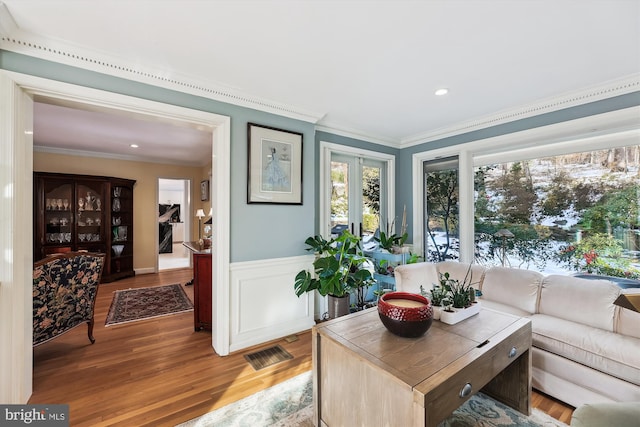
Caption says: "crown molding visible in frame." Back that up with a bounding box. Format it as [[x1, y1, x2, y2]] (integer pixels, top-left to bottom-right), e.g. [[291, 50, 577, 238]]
[[314, 123, 399, 148], [33, 145, 208, 168], [0, 7, 323, 125], [400, 73, 640, 148]]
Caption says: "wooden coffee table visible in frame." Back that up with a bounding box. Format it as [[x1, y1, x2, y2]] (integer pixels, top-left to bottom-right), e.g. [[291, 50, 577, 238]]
[[312, 306, 531, 427]]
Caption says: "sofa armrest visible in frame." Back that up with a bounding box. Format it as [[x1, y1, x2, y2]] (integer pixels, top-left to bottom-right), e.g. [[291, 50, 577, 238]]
[[571, 402, 640, 427]]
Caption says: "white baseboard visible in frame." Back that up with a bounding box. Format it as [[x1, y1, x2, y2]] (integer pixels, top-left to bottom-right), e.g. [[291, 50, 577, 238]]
[[134, 267, 156, 275]]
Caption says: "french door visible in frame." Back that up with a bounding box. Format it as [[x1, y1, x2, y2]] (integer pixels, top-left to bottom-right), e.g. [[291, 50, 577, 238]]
[[330, 153, 388, 243]]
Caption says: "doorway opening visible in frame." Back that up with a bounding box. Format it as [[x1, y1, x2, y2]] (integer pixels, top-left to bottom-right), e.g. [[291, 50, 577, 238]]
[[158, 178, 191, 270]]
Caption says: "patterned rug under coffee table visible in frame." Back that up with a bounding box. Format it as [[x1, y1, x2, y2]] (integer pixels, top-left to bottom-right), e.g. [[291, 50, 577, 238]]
[[105, 283, 193, 326], [177, 371, 568, 427]]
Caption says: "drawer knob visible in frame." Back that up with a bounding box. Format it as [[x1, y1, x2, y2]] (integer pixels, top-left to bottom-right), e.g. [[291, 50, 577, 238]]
[[508, 347, 517, 358], [459, 383, 472, 398]]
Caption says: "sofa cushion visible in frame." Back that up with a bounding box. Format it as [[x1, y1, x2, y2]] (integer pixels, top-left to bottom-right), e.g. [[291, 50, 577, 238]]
[[539, 275, 620, 331], [616, 288, 640, 339], [481, 267, 543, 315], [532, 314, 640, 386], [394, 262, 439, 295], [480, 300, 533, 318], [435, 261, 485, 289]]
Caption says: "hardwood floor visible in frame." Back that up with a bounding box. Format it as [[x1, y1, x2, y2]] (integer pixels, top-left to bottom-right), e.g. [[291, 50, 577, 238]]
[[29, 269, 574, 426]]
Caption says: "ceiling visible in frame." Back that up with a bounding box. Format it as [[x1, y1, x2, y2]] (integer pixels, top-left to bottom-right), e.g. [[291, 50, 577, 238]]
[[1, 1, 639, 165]]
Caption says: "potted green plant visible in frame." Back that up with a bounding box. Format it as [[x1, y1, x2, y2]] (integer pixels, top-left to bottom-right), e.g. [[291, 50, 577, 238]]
[[435, 266, 481, 325], [294, 231, 374, 318], [420, 283, 446, 320]]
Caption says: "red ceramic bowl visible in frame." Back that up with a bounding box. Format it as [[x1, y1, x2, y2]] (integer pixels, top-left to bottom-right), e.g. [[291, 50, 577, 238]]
[[378, 292, 433, 338]]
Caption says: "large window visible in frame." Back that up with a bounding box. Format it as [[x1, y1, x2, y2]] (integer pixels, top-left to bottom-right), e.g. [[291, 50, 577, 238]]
[[419, 145, 640, 278], [424, 157, 459, 262], [474, 147, 640, 278]]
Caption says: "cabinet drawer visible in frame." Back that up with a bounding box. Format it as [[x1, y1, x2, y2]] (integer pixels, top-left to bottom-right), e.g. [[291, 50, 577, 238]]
[[417, 320, 531, 426]]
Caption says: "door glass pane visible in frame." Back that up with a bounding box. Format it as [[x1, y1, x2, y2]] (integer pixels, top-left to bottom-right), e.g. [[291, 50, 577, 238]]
[[331, 160, 350, 237], [362, 164, 381, 239], [424, 157, 459, 262]]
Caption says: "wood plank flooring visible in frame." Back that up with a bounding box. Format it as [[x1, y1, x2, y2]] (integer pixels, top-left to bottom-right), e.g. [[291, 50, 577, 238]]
[[28, 268, 574, 426]]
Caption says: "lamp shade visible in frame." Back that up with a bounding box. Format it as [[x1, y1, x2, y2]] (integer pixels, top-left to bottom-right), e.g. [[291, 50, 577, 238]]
[[195, 209, 206, 218]]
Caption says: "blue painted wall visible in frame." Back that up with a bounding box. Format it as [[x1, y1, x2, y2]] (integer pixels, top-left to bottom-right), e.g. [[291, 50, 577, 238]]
[[0, 50, 316, 263], [3, 50, 638, 258]]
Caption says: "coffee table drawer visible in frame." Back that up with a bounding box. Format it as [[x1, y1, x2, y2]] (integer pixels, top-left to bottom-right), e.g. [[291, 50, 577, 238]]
[[417, 320, 531, 427]]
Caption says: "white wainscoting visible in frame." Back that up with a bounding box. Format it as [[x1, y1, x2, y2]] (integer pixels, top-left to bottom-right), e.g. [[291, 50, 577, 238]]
[[229, 254, 315, 352]]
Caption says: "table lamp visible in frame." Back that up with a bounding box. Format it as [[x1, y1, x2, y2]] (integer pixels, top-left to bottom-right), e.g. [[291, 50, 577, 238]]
[[195, 209, 206, 240]]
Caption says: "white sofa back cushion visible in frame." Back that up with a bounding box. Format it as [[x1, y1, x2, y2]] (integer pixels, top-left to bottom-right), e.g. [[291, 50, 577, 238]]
[[481, 267, 543, 315], [616, 288, 640, 339], [394, 262, 439, 295], [539, 275, 620, 331], [435, 261, 485, 289]]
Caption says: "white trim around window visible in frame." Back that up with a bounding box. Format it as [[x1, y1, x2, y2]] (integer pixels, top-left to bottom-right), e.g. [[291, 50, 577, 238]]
[[411, 106, 640, 263]]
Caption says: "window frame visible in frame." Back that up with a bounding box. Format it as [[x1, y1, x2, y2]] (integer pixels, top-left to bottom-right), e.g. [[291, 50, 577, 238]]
[[411, 106, 640, 263]]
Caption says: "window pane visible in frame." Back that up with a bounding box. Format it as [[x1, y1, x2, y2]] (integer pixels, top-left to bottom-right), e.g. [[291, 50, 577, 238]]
[[424, 157, 459, 262], [331, 160, 349, 237], [362, 165, 380, 238], [474, 146, 640, 279]]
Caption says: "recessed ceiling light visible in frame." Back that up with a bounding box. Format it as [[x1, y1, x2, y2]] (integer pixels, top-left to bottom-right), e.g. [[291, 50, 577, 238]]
[[435, 88, 449, 96], [130, 144, 139, 148]]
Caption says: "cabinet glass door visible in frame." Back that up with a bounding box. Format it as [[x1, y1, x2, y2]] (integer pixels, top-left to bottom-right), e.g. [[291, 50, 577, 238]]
[[77, 183, 104, 247], [43, 181, 73, 255]]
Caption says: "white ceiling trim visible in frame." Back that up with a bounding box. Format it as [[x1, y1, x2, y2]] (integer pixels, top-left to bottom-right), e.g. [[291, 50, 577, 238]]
[[0, 7, 324, 125], [1, 4, 637, 149], [32, 144, 204, 167], [400, 73, 640, 149]]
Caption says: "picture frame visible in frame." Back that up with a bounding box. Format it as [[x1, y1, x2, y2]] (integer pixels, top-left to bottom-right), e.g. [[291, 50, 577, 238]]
[[247, 123, 303, 204], [200, 180, 209, 201]]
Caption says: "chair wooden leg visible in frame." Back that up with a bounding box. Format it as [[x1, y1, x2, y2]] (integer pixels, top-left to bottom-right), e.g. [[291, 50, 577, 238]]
[[87, 318, 96, 344]]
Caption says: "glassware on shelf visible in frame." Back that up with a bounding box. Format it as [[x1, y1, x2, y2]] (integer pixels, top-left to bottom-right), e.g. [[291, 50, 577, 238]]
[[112, 216, 121, 226], [78, 198, 85, 211], [112, 198, 121, 212], [112, 244, 124, 257], [63, 199, 69, 210], [113, 187, 122, 197]]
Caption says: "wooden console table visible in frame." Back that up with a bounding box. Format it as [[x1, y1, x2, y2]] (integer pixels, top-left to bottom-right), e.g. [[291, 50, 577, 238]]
[[313, 307, 531, 427], [182, 241, 212, 331]]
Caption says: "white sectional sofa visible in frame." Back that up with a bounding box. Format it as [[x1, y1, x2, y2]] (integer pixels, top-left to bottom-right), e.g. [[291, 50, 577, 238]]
[[394, 261, 640, 408]]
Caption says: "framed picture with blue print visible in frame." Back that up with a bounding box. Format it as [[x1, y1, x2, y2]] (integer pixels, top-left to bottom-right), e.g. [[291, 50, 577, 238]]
[[247, 123, 303, 204]]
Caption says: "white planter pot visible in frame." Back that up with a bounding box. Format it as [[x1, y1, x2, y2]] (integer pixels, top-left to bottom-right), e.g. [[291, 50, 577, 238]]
[[432, 306, 442, 320], [439, 301, 481, 325]]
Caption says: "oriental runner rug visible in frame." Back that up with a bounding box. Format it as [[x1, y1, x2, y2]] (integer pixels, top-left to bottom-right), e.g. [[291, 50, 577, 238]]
[[105, 283, 193, 326], [177, 371, 569, 427]]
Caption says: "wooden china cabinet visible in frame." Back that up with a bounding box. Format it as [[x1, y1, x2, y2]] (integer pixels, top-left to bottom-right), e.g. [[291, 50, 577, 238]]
[[34, 172, 136, 283]]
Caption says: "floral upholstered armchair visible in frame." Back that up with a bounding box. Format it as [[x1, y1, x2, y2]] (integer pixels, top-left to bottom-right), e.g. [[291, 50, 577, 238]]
[[33, 252, 105, 346]]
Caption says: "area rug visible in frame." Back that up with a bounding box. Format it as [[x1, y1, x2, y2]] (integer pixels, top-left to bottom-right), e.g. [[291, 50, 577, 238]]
[[105, 284, 193, 326], [176, 371, 568, 427]]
